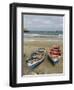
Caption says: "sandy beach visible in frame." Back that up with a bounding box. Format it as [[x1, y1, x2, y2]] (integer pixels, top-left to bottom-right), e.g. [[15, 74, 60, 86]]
[[22, 36, 63, 75]]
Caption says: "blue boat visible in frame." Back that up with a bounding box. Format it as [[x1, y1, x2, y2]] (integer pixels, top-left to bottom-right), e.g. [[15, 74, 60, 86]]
[[27, 48, 46, 69]]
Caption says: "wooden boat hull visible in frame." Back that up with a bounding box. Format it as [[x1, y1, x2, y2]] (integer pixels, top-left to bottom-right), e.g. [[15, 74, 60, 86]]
[[27, 48, 46, 69], [48, 45, 62, 64], [28, 59, 44, 69], [48, 55, 60, 64]]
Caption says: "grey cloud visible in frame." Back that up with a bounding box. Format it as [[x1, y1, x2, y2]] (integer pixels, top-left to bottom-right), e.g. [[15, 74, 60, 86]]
[[23, 14, 63, 31]]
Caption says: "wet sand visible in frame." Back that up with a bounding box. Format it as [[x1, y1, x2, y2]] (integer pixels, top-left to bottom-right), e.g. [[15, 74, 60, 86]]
[[22, 37, 63, 75]]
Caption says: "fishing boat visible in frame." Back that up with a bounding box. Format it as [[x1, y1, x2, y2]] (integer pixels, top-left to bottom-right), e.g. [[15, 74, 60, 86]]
[[27, 48, 46, 69], [48, 45, 62, 64]]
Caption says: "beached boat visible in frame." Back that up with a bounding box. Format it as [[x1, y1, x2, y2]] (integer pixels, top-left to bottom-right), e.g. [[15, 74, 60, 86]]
[[48, 45, 62, 64], [27, 48, 46, 69]]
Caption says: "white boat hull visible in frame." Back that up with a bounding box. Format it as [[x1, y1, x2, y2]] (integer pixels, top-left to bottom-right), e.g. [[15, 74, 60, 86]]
[[48, 55, 61, 64], [27, 59, 44, 69]]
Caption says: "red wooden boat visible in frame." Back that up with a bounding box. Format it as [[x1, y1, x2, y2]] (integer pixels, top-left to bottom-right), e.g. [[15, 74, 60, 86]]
[[48, 45, 62, 64]]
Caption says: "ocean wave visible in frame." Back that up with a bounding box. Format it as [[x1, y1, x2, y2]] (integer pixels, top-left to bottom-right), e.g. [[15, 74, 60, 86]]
[[24, 33, 63, 38]]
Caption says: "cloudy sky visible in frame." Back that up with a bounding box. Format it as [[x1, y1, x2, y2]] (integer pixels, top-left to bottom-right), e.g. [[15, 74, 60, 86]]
[[23, 14, 64, 31]]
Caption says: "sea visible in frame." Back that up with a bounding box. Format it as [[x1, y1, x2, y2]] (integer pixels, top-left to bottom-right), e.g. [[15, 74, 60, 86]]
[[24, 31, 63, 35], [24, 31, 63, 38], [23, 31, 63, 42]]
